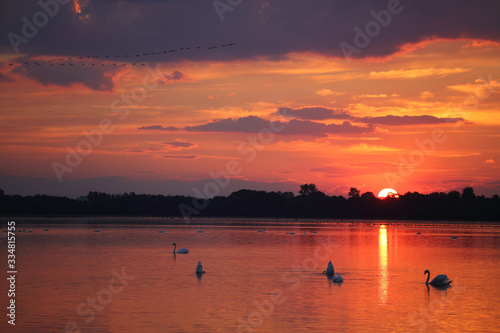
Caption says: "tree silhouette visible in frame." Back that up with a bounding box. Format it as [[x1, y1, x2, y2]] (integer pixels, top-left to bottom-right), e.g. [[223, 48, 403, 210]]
[[0, 186, 498, 221], [361, 191, 376, 199], [299, 184, 319, 196], [462, 187, 475, 200], [447, 190, 461, 200], [348, 187, 360, 199]]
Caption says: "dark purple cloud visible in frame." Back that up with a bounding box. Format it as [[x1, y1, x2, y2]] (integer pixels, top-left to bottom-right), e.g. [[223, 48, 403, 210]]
[[186, 116, 271, 133], [156, 71, 192, 85], [1, 0, 498, 62], [12, 61, 116, 91], [164, 71, 185, 81], [162, 155, 197, 159], [137, 109, 466, 138], [138, 125, 179, 131], [163, 141, 195, 148], [274, 107, 352, 120], [274, 107, 464, 125], [139, 115, 373, 137], [359, 115, 464, 125], [2, 1, 498, 90], [285, 119, 373, 136]]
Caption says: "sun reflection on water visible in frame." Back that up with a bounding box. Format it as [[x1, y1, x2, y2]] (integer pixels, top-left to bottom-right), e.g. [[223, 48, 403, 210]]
[[379, 225, 388, 304]]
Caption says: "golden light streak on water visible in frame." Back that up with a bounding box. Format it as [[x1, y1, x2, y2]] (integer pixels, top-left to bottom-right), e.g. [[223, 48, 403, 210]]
[[379, 225, 388, 304]]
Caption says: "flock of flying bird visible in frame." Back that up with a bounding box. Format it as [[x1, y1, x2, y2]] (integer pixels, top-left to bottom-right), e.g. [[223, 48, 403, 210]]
[[7, 42, 236, 68], [172, 238, 453, 286]]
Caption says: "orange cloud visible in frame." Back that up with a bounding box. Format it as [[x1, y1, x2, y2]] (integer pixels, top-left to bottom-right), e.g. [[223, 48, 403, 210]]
[[369, 67, 471, 79], [420, 91, 435, 99], [315, 89, 346, 97]]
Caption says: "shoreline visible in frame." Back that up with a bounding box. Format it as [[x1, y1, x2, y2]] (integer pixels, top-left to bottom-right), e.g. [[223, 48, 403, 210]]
[[5, 216, 500, 228]]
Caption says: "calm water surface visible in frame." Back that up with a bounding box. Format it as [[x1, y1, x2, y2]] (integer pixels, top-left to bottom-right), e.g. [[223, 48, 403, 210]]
[[2, 220, 500, 332]]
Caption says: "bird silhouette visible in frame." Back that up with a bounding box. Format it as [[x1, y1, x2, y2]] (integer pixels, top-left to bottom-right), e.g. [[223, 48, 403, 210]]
[[12, 41, 238, 68], [424, 270, 452, 286]]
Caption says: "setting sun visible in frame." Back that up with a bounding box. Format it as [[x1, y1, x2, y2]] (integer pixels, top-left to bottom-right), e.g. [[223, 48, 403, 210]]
[[378, 188, 399, 198]]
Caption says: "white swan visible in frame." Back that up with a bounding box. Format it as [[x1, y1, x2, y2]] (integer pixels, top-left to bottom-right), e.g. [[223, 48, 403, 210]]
[[172, 243, 189, 254], [424, 270, 452, 286], [196, 261, 206, 274], [323, 261, 335, 275], [323, 261, 343, 282], [332, 274, 343, 282]]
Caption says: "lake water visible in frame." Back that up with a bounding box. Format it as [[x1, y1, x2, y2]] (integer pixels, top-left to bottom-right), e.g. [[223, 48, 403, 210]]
[[2, 219, 500, 332]]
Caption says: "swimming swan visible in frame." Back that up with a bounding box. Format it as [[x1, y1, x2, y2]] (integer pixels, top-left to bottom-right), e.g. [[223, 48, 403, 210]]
[[172, 243, 189, 254], [196, 261, 206, 274], [323, 261, 335, 275], [424, 270, 452, 286], [332, 274, 343, 282], [323, 261, 343, 282]]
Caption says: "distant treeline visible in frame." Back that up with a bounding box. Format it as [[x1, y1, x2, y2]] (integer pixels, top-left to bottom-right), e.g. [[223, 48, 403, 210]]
[[0, 185, 499, 221]]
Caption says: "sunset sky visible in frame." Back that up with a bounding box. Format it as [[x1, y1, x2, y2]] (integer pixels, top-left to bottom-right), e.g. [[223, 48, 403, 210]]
[[1, 0, 499, 198]]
